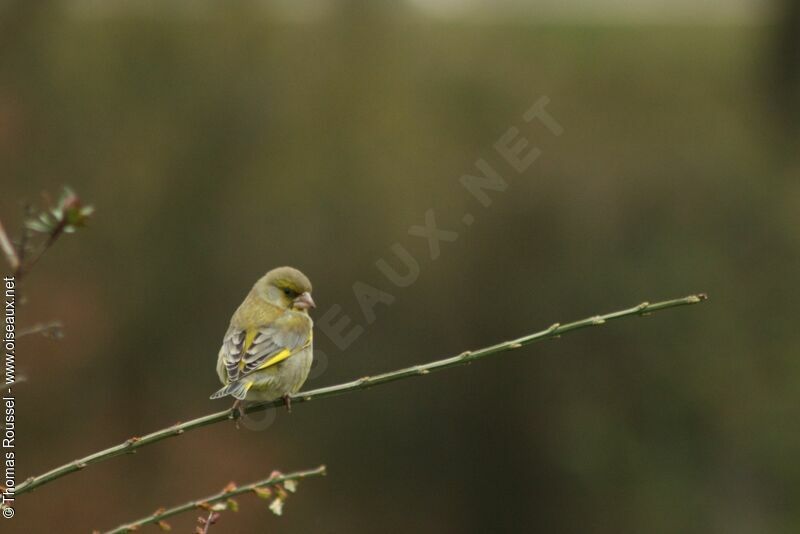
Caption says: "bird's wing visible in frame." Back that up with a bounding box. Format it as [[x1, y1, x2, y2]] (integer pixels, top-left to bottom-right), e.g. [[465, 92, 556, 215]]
[[221, 314, 311, 383]]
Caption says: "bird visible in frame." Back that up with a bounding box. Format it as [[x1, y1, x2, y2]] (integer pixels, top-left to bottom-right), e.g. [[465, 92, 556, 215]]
[[210, 266, 315, 418]]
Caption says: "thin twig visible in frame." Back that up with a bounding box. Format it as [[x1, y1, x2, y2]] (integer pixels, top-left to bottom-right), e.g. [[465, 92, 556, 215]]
[[17, 321, 64, 339], [0, 218, 20, 273], [0, 210, 62, 280], [100, 465, 326, 534], [3, 376, 26, 389], [200, 509, 216, 534], [16, 293, 707, 497], [15, 203, 33, 269], [17, 222, 64, 279]]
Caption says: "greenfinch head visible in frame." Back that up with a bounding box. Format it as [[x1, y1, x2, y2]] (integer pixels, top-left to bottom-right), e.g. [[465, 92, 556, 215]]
[[254, 266, 315, 312]]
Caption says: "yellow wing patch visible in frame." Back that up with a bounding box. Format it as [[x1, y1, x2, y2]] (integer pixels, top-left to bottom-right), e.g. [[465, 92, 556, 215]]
[[235, 326, 312, 375], [258, 348, 293, 370], [257, 332, 313, 371]]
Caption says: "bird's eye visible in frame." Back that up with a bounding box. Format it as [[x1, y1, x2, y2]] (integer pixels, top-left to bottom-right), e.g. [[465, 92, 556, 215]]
[[283, 287, 296, 297]]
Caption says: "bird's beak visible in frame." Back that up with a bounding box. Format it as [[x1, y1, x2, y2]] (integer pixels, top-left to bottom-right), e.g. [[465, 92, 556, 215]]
[[293, 291, 316, 310]]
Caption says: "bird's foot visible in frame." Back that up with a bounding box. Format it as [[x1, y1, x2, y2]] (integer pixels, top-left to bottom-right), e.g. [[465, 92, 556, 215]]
[[231, 399, 244, 429], [282, 394, 292, 413]]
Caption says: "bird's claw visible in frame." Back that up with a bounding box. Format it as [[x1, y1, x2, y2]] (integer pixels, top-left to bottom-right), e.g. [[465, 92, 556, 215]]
[[231, 399, 244, 429]]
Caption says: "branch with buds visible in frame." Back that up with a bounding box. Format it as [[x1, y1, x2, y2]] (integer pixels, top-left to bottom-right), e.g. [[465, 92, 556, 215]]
[[98, 465, 326, 534], [16, 294, 707, 497], [0, 186, 93, 280]]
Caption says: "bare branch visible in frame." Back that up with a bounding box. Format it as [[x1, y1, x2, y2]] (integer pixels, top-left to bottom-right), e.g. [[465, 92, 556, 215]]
[[198, 509, 219, 534]]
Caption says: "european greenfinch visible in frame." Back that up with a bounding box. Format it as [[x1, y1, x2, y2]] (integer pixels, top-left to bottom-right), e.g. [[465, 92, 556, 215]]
[[210, 267, 315, 412]]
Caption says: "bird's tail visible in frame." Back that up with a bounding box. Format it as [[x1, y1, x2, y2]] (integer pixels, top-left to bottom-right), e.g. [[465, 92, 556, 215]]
[[210, 380, 252, 400]]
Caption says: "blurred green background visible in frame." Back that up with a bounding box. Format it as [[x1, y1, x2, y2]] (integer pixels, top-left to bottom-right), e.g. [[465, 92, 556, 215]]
[[2, 1, 799, 532]]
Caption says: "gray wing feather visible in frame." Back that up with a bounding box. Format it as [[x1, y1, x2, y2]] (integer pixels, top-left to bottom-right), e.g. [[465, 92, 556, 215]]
[[220, 316, 311, 383]]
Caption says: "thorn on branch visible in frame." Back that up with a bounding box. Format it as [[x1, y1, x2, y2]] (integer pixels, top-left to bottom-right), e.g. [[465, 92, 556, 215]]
[[125, 437, 141, 453]]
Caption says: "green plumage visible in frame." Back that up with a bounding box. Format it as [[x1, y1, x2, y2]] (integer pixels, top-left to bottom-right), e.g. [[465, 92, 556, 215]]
[[211, 267, 314, 402]]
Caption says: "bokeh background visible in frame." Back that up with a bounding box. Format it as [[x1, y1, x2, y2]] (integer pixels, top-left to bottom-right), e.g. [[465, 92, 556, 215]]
[[2, 0, 799, 532]]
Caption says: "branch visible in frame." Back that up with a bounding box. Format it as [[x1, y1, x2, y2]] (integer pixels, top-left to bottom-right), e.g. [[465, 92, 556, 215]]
[[0, 218, 20, 273], [17, 321, 64, 339], [3, 376, 26, 389], [199, 509, 218, 534], [16, 293, 707, 497], [99, 465, 326, 534], [2, 186, 94, 280]]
